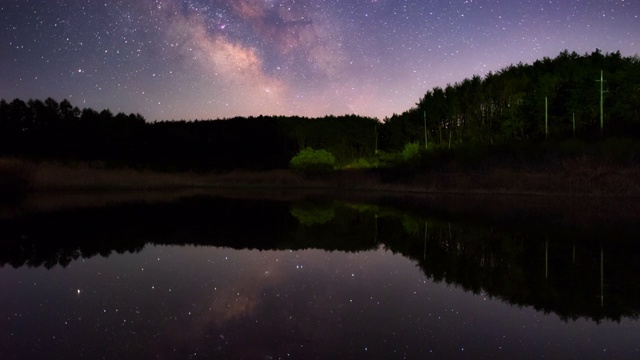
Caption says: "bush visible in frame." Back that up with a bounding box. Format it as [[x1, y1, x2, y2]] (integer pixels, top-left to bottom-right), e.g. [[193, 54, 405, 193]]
[[374, 150, 401, 167], [342, 158, 378, 169], [401, 142, 420, 161], [290, 147, 336, 173]]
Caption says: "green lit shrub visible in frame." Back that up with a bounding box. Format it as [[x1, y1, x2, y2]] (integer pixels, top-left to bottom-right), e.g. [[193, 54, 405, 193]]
[[342, 158, 377, 169], [401, 142, 420, 161], [290, 147, 336, 173]]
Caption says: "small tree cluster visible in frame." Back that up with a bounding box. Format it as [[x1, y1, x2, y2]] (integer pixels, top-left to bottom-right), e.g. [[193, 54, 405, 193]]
[[401, 142, 420, 161], [290, 147, 336, 173]]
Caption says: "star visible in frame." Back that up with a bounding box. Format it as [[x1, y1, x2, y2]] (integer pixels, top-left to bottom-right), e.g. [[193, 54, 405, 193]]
[[0, 0, 638, 120]]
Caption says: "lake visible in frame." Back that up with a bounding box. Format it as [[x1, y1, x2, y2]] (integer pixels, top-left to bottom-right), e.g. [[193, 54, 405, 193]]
[[1, 192, 639, 359]]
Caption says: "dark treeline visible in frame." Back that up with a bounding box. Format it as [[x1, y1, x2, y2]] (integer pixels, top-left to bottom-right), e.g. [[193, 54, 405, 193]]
[[1, 196, 639, 322], [0, 97, 378, 170], [383, 49, 640, 149], [1, 50, 639, 171]]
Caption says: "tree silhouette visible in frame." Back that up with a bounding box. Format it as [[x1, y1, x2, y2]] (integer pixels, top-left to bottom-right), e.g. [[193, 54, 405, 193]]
[[1, 50, 639, 171]]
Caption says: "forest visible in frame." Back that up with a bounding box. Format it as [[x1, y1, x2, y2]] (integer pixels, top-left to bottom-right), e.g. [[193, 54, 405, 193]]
[[1, 49, 639, 172], [386, 49, 640, 145]]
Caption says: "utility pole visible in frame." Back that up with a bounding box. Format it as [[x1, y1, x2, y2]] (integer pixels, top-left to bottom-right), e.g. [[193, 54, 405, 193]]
[[545, 97, 548, 140], [596, 70, 607, 136], [374, 125, 378, 155], [424, 111, 428, 150]]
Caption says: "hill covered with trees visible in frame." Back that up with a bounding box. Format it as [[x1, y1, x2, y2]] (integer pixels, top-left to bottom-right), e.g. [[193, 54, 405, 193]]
[[1, 50, 639, 173], [383, 49, 640, 150]]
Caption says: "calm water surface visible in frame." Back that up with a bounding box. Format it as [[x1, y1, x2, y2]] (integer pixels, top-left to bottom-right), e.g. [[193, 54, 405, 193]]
[[0, 195, 639, 359]]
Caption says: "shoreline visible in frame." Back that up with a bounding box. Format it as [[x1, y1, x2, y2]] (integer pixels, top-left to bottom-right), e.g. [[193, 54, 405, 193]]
[[2, 157, 640, 198], [2, 158, 640, 228]]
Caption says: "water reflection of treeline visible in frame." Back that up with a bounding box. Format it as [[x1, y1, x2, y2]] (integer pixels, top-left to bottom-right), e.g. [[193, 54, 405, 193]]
[[1, 196, 639, 322]]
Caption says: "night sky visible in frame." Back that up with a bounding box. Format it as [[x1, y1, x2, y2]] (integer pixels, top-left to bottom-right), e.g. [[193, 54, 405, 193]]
[[1, 0, 639, 121]]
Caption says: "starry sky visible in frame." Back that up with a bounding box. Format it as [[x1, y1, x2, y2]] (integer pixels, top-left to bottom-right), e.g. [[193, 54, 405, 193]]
[[1, 0, 639, 121]]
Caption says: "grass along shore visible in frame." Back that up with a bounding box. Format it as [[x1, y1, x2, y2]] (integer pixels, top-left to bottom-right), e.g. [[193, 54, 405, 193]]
[[1, 157, 640, 197]]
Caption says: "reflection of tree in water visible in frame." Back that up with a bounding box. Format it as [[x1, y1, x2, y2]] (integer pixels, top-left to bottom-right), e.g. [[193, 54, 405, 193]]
[[1, 197, 640, 322], [0, 209, 148, 269], [290, 202, 335, 226], [0, 197, 295, 268], [378, 216, 640, 323], [287, 203, 377, 251]]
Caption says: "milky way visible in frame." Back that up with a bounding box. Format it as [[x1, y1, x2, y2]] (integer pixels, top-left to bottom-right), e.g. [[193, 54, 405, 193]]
[[1, 0, 639, 121]]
